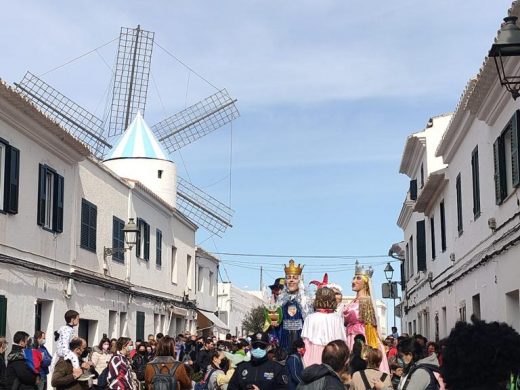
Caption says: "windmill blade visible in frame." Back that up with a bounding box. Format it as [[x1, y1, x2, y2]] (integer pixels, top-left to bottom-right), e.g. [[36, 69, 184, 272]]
[[108, 25, 154, 137], [176, 176, 233, 237], [152, 89, 239, 153], [15, 72, 110, 158]]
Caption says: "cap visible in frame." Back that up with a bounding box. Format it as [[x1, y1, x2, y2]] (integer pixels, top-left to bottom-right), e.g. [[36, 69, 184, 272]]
[[251, 332, 269, 348], [268, 278, 285, 290]]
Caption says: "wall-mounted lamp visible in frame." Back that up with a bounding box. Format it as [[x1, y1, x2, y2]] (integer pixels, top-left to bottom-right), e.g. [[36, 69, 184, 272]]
[[103, 218, 139, 261], [488, 217, 497, 231]]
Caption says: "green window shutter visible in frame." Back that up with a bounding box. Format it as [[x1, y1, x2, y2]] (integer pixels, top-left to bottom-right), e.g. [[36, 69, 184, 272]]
[[54, 175, 64, 233], [400, 262, 405, 291], [112, 217, 125, 262], [144, 222, 150, 261], [136, 311, 145, 341], [440, 200, 447, 252], [456, 174, 463, 234], [156, 229, 162, 266], [136, 218, 142, 258], [37, 164, 46, 226], [80, 199, 97, 252], [471, 147, 481, 218], [513, 111, 520, 187], [89, 204, 97, 251], [416, 220, 427, 272], [0, 295, 6, 337], [430, 216, 436, 260], [5, 146, 20, 214]]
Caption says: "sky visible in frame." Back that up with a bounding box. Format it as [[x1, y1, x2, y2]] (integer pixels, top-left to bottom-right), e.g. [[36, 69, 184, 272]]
[[1, 0, 514, 329]]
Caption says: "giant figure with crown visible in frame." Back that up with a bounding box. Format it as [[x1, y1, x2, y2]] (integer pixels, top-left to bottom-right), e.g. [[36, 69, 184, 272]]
[[265, 259, 310, 353]]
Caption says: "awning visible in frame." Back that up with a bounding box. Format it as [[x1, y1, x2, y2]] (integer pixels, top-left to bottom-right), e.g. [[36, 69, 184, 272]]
[[196, 309, 230, 331]]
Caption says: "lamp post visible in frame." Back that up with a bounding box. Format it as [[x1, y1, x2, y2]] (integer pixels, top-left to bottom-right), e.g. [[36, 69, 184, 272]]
[[384, 262, 397, 328], [103, 218, 139, 261], [489, 16, 520, 100]]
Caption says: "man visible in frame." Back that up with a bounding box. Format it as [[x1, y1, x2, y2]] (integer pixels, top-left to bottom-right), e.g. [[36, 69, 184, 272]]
[[147, 334, 155, 343], [195, 338, 214, 374], [298, 340, 349, 389], [391, 326, 399, 339], [228, 332, 288, 390], [268, 278, 285, 304], [51, 338, 88, 390], [5, 331, 38, 390]]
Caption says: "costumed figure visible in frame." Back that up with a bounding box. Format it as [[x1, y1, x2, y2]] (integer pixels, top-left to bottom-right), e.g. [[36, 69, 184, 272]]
[[325, 281, 345, 315], [301, 274, 347, 366], [265, 259, 310, 354], [343, 261, 389, 373], [263, 278, 285, 345]]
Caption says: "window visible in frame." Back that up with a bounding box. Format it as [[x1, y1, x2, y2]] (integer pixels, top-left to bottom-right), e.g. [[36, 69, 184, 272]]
[[198, 266, 204, 292], [416, 220, 427, 272], [472, 294, 481, 320], [112, 217, 125, 262], [187, 255, 193, 289], [0, 140, 20, 214], [209, 271, 215, 297], [459, 301, 467, 322], [440, 200, 447, 252], [37, 164, 64, 232], [409, 179, 418, 200], [494, 111, 520, 204], [119, 312, 128, 337], [405, 243, 409, 281], [456, 173, 463, 235], [430, 216, 436, 260], [171, 246, 178, 284], [420, 163, 424, 188], [80, 199, 97, 252], [471, 146, 481, 218], [34, 302, 42, 333], [136, 311, 145, 341], [136, 218, 150, 260], [506, 290, 520, 332], [156, 229, 162, 267], [408, 236, 414, 276]]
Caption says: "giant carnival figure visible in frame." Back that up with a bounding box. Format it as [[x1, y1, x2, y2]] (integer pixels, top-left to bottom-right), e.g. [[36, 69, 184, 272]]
[[265, 259, 310, 353], [301, 274, 346, 366], [344, 261, 389, 373]]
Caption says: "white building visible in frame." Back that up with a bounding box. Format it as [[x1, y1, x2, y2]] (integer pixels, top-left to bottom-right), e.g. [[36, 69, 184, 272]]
[[395, 2, 520, 340], [0, 81, 217, 349], [342, 296, 388, 337], [217, 282, 264, 337]]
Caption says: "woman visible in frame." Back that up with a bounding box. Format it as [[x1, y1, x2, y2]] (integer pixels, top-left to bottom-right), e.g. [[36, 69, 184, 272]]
[[286, 339, 305, 390], [107, 337, 134, 390], [132, 343, 148, 382], [343, 261, 389, 373], [205, 350, 225, 390], [348, 335, 367, 376], [350, 347, 392, 390], [0, 337, 7, 390], [91, 337, 112, 389], [397, 337, 441, 390], [144, 336, 191, 390], [32, 331, 52, 390]]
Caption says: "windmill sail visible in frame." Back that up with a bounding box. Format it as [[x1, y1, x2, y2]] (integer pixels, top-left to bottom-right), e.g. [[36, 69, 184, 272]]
[[176, 176, 233, 237], [108, 26, 154, 137], [152, 89, 239, 154], [15, 72, 111, 158]]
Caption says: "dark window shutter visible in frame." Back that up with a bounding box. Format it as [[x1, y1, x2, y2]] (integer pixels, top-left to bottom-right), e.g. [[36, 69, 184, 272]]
[[80, 199, 97, 252], [416, 220, 426, 272], [0, 295, 6, 337], [89, 205, 97, 251], [471, 147, 481, 218], [144, 222, 150, 261], [456, 174, 463, 234], [440, 200, 447, 252], [494, 134, 508, 204], [430, 216, 436, 260], [512, 111, 520, 187], [400, 262, 406, 291], [156, 229, 162, 266], [136, 218, 142, 258], [112, 217, 125, 262], [80, 200, 89, 248], [410, 180, 417, 200], [5, 146, 20, 214], [37, 164, 46, 226], [54, 175, 64, 233], [136, 311, 145, 341]]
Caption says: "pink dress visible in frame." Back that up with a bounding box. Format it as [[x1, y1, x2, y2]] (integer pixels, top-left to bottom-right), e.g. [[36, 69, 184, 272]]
[[301, 311, 346, 367], [344, 299, 389, 373]]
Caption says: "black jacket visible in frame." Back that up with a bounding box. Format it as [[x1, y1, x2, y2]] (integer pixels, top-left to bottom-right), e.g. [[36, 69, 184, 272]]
[[195, 348, 211, 373], [297, 364, 344, 390], [228, 355, 288, 390], [5, 345, 37, 390], [0, 354, 7, 390]]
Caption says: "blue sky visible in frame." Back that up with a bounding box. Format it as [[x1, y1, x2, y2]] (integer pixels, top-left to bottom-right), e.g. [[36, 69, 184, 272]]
[[1, 0, 514, 327]]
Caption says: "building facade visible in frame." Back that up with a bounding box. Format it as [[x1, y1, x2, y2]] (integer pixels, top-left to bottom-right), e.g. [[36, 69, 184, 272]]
[[396, 2, 520, 340]]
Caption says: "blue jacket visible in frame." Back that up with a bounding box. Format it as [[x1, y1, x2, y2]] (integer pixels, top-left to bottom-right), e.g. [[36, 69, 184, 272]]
[[37, 347, 52, 376], [286, 354, 303, 390]]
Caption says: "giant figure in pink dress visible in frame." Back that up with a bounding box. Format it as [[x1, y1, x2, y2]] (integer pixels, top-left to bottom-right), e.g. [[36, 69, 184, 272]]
[[343, 261, 389, 373]]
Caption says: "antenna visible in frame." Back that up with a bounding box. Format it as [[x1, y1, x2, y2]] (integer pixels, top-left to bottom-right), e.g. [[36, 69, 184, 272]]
[[15, 72, 111, 158], [152, 89, 239, 153], [108, 26, 154, 137]]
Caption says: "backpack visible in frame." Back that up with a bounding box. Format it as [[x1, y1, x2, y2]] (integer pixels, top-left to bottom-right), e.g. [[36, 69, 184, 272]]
[[359, 370, 388, 390], [150, 362, 180, 390], [97, 366, 110, 389], [402, 363, 445, 390], [193, 369, 216, 390]]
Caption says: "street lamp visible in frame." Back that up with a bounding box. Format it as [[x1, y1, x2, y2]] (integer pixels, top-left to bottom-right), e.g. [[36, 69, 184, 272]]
[[384, 262, 397, 328], [489, 16, 520, 100], [103, 218, 139, 261], [384, 262, 394, 282]]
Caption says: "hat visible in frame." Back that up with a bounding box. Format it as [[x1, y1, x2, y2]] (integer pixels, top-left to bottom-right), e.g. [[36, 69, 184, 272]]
[[268, 278, 285, 290], [251, 332, 269, 348]]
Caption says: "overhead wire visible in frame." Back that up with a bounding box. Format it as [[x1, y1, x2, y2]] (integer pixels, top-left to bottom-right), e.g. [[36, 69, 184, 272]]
[[208, 251, 390, 259]]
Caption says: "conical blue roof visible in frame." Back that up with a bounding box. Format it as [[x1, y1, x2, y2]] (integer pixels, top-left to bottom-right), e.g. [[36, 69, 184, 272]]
[[105, 112, 169, 161]]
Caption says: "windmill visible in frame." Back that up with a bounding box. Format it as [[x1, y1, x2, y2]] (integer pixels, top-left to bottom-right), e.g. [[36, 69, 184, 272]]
[[14, 26, 239, 237]]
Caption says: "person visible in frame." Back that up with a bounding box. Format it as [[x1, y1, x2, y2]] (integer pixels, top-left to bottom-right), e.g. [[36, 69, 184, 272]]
[[285, 339, 304, 390], [148, 335, 155, 344], [32, 331, 52, 390], [205, 350, 226, 390], [300, 284, 346, 366], [350, 347, 392, 390], [343, 261, 389, 373], [5, 331, 38, 390], [110, 339, 117, 355], [53, 311, 81, 373], [397, 337, 441, 390], [391, 327, 399, 339], [107, 337, 134, 390], [91, 337, 112, 389], [144, 336, 191, 390], [267, 259, 310, 354], [51, 338, 88, 390], [298, 339, 349, 389], [195, 338, 214, 375], [348, 334, 367, 375], [385, 337, 398, 364], [227, 331, 288, 390], [0, 337, 8, 390], [216, 352, 249, 390], [132, 342, 149, 382], [268, 278, 285, 304], [442, 315, 520, 390], [389, 363, 403, 390], [425, 342, 438, 357]]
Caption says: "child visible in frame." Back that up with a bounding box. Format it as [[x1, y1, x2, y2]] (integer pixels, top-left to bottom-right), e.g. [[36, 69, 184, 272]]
[[53, 310, 80, 369]]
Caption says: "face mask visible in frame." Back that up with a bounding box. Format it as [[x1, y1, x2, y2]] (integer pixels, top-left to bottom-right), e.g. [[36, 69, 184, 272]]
[[102, 344, 109, 351], [81, 350, 89, 359], [139, 350, 146, 355], [251, 348, 267, 359], [127, 345, 134, 352], [39, 340, 46, 346]]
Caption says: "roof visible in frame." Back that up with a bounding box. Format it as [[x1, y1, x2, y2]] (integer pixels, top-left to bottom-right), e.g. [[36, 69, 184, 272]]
[[399, 132, 426, 177], [413, 169, 448, 214], [105, 111, 169, 161]]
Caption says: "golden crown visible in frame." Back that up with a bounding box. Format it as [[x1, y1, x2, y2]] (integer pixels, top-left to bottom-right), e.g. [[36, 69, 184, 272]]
[[284, 259, 304, 276]]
